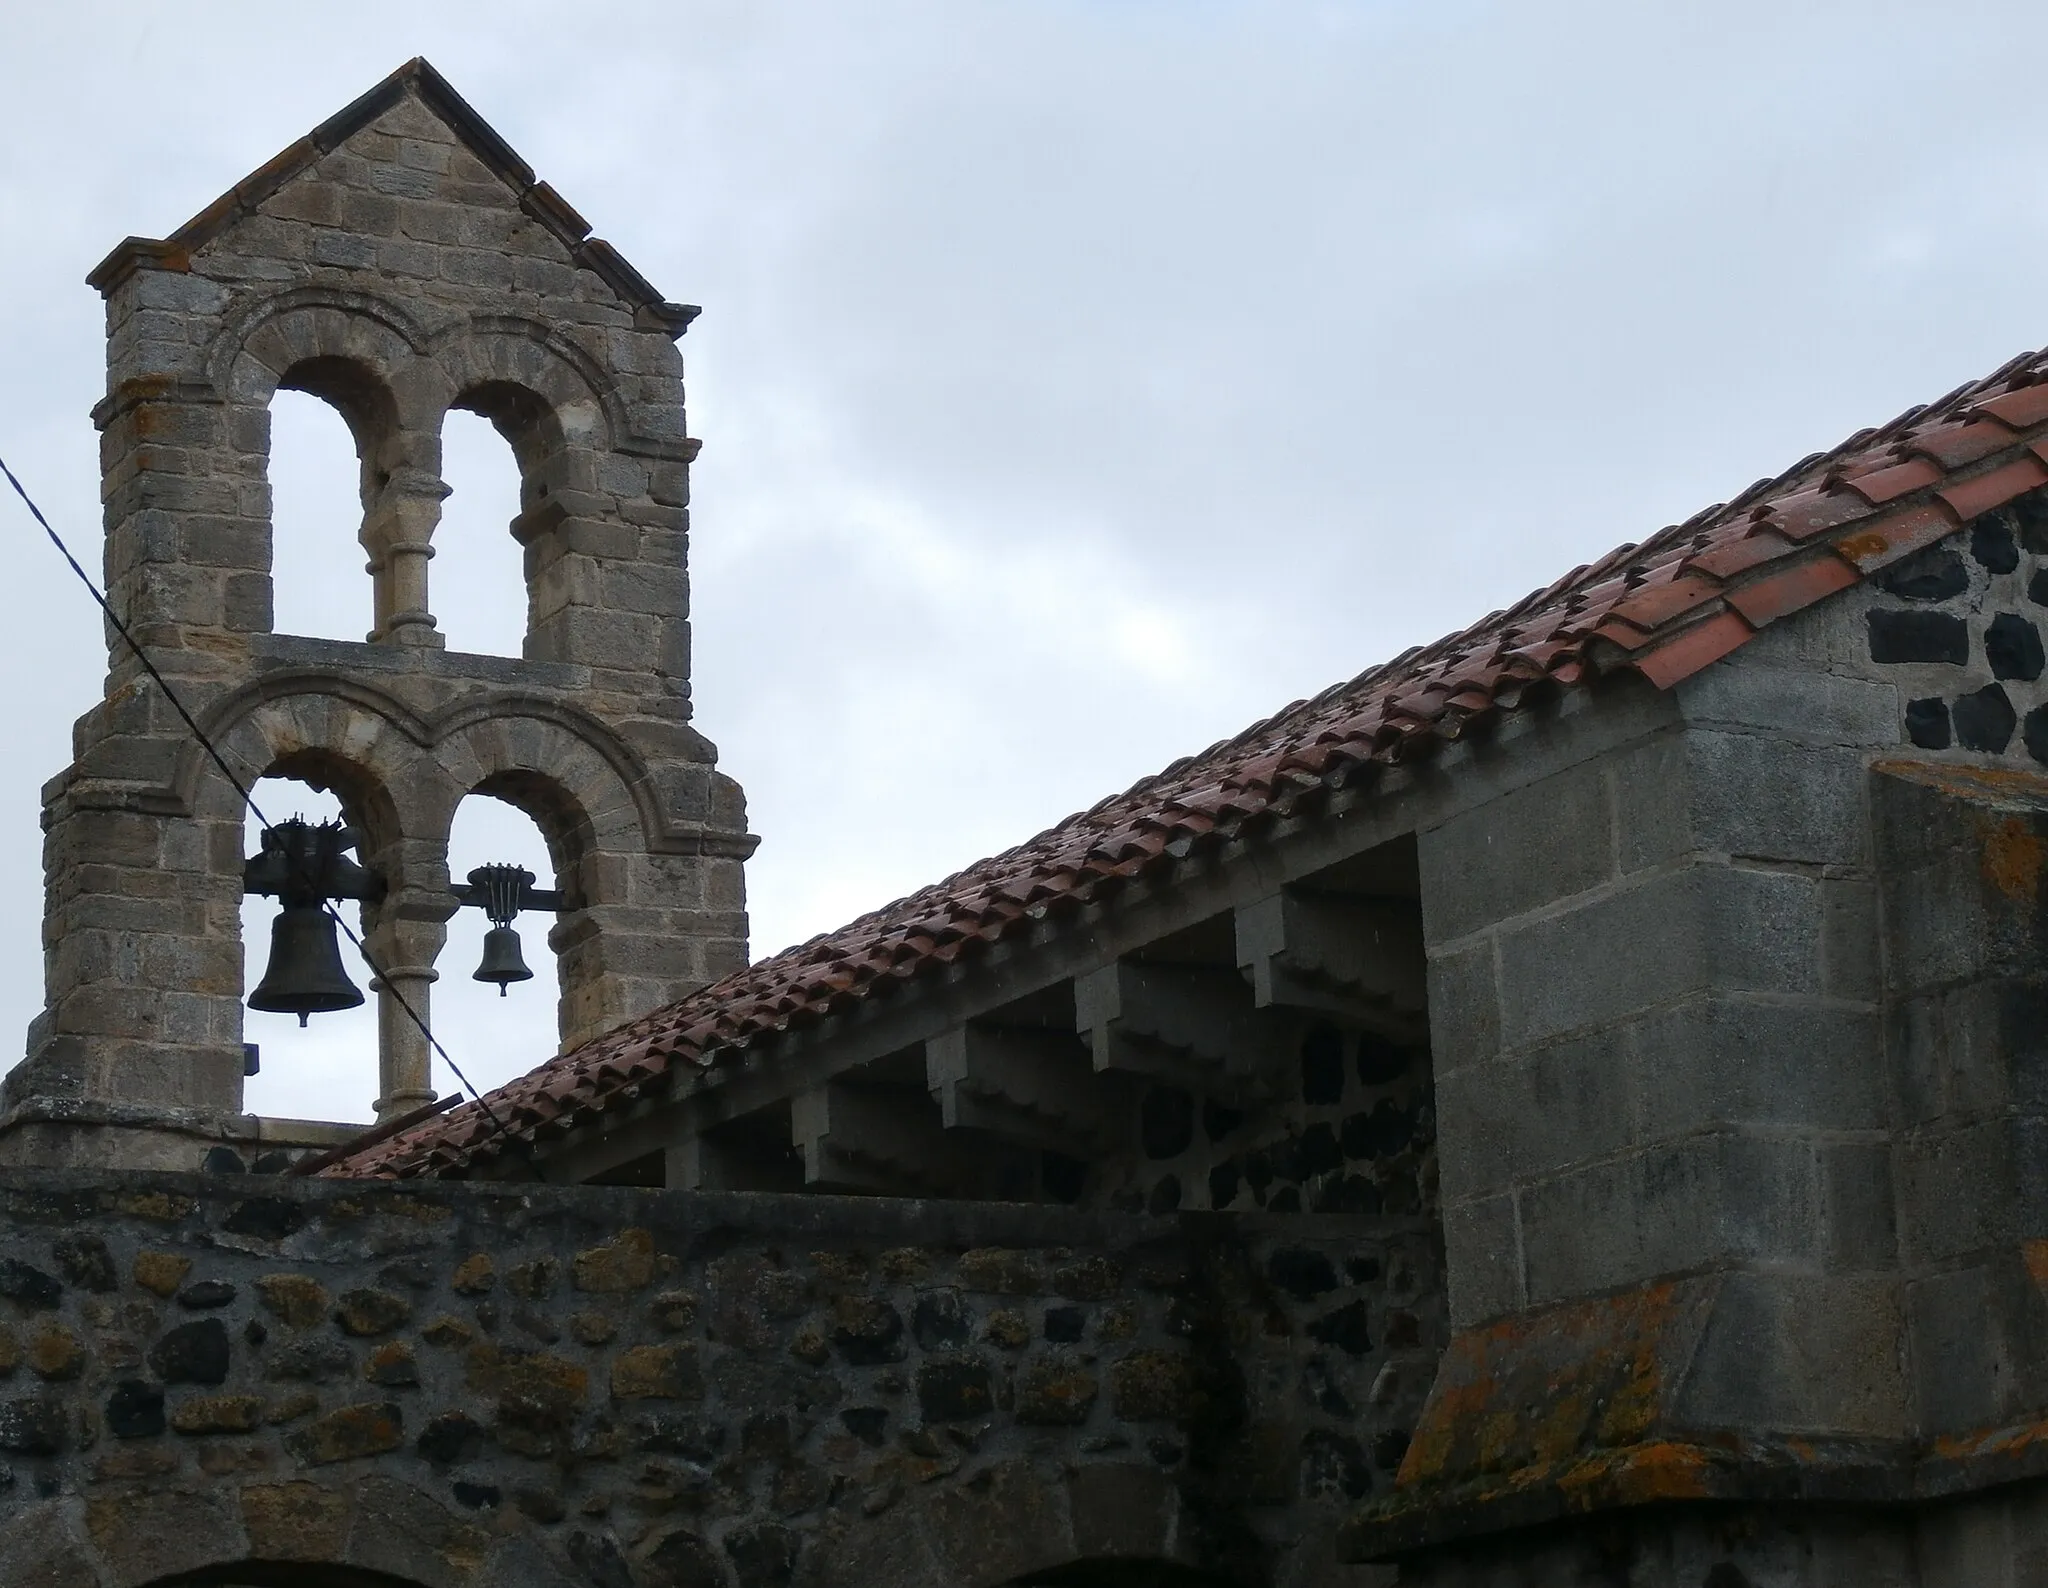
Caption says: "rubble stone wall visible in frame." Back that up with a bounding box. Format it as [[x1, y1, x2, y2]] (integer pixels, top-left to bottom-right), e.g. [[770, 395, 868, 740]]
[[0, 1171, 1439, 1588]]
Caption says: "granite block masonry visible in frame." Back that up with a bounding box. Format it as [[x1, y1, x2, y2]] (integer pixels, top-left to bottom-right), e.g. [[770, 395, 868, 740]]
[[8, 60, 753, 1164]]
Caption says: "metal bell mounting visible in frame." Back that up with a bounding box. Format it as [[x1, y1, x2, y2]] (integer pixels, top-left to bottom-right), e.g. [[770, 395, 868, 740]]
[[453, 863, 563, 996], [241, 818, 384, 1026]]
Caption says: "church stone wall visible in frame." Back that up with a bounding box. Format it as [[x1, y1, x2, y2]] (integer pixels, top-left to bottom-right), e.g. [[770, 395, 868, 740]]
[[0, 1171, 1431, 1588]]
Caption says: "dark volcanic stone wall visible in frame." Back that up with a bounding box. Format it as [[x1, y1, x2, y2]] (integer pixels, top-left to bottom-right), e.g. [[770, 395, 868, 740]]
[[1867, 489, 2048, 761], [0, 1172, 1440, 1588], [1101, 1021, 1437, 1228]]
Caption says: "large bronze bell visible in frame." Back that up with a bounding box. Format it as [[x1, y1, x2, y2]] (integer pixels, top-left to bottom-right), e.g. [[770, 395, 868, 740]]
[[473, 924, 534, 995], [248, 903, 366, 1026]]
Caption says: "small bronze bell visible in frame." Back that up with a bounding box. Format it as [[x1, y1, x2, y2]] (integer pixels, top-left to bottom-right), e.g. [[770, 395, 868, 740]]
[[452, 861, 562, 999], [249, 903, 366, 1026], [473, 924, 534, 996]]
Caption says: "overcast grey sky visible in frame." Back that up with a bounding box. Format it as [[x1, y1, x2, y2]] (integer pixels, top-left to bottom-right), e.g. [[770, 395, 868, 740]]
[[3, 1, 2044, 1121]]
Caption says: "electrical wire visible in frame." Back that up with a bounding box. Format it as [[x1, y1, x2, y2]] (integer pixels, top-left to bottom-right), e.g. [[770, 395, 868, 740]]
[[0, 450, 530, 1170]]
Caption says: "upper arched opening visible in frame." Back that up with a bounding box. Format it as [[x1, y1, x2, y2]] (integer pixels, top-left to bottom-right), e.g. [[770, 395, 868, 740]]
[[268, 386, 375, 642], [452, 378, 564, 479], [255, 351, 407, 646], [432, 399, 532, 657], [278, 353, 401, 467]]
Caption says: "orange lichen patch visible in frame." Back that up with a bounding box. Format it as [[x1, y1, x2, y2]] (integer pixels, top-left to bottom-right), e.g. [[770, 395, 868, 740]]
[[1599, 1441, 1720, 1505], [1981, 816, 2046, 905], [1836, 529, 1894, 565], [2022, 1240, 2048, 1294], [1393, 1280, 1704, 1493], [1873, 758, 2048, 808], [1551, 1441, 1721, 1510], [1929, 1417, 2048, 1464]]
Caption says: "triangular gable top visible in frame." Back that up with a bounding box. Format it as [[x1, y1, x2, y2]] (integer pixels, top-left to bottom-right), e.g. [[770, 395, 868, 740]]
[[85, 57, 698, 336], [332, 338, 2048, 1179]]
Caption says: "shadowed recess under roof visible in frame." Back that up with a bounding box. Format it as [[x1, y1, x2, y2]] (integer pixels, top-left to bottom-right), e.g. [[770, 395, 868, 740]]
[[333, 338, 2048, 1179]]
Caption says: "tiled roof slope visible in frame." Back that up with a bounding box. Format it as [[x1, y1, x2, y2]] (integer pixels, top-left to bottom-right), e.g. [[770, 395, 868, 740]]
[[333, 342, 2048, 1179]]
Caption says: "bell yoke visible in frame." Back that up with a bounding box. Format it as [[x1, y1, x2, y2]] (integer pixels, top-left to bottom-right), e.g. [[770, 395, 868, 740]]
[[242, 820, 563, 1022]]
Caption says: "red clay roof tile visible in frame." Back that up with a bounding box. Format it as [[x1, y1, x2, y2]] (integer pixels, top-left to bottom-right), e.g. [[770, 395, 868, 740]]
[[1723, 554, 1858, 629], [1686, 527, 1802, 579], [1633, 608, 1756, 690], [1975, 383, 2048, 429], [1939, 454, 2048, 521], [1842, 456, 1944, 506], [1833, 502, 1966, 572], [331, 340, 2048, 1180], [1904, 418, 2018, 470]]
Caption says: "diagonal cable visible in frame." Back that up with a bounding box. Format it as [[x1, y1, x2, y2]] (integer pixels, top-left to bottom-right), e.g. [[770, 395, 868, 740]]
[[0, 450, 528, 1166]]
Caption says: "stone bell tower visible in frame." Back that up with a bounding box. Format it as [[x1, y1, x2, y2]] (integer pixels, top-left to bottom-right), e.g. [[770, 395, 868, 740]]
[[3, 60, 753, 1167]]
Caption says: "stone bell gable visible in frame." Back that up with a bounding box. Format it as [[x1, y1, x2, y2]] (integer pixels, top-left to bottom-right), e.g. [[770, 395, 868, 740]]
[[8, 59, 754, 1168]]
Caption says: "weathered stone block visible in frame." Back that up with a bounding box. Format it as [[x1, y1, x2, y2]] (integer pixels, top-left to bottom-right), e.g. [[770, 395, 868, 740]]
[[1419, 760, 1614, 942], [256, 1274, 328, 1328], [1519, 1132, 1820, 1302], [573, 1227, 656, 1292], [1684, 732, 1869, 865], [609, 1343, 701, 1402], [240, 1479, 353, 1563], [150, 1319, 231, 1385], [333, 1288, 412, 1337], [169, 1393, 264, 1434], [286, 1401, 404, 1465], [26, 1324, 84, 1382], [1015, 1355, 1099, 1425], [1633, 998, 1884, 1139], [1108, 1349, 1194, 1422], [917, 1357, 994, 1423]]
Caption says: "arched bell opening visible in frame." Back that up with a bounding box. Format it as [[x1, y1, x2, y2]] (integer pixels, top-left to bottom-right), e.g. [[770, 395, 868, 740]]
[[1010, 1564, 1243, 1588], [267, 388, 372, 643], [438, 784, 565, 1096], [138, 1565, 434, 1588], [445, 379, 575, 664], [237, 773, 382, 1126], [266, 355, 403, 645], [431, 406, 527, 658]]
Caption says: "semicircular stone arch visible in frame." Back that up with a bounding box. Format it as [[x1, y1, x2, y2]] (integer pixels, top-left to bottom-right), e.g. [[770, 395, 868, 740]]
[[431, 708, 696, 1052], [0, 1477, 572, 1588], [187, 679, 457, 1118], [417, 317, 687, 679], [204, 285, 434, 403], [200, 683, 426, 842], [212, 293, 452, 651], [422, 315, 625, 449]]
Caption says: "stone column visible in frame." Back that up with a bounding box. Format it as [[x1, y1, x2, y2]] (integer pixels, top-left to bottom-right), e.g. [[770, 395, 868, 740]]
[[365, 897, 452, 1120], [362, 453, 447, 650]]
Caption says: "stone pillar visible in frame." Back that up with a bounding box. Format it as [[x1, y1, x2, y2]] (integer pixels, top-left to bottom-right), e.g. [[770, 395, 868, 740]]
[[362, 443, 447, 649]]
